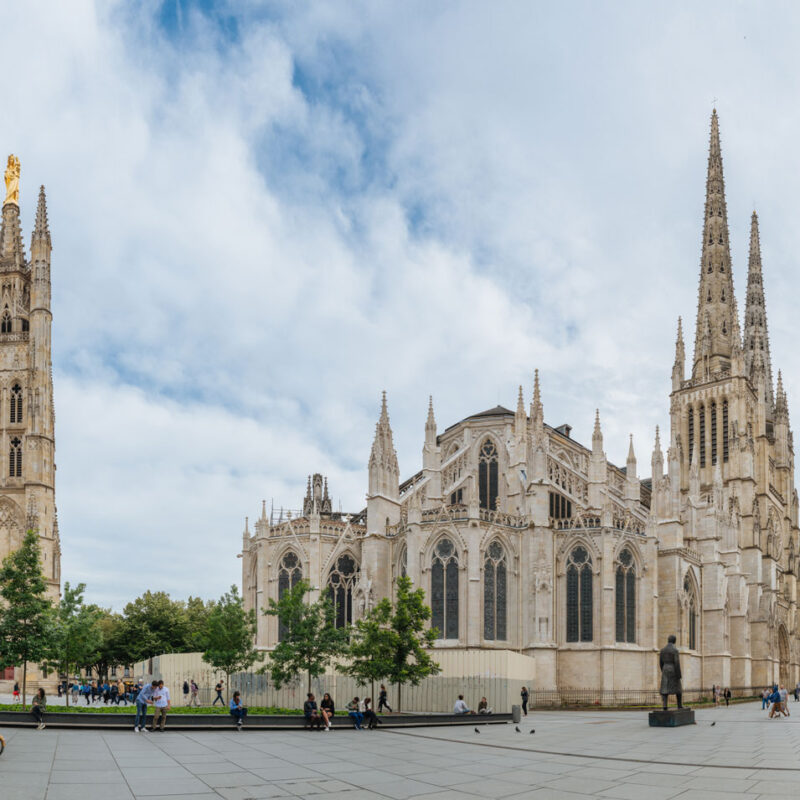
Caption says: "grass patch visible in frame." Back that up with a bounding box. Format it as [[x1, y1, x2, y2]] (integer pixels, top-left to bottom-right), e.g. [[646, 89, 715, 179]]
[[0, 704, 302, 715]]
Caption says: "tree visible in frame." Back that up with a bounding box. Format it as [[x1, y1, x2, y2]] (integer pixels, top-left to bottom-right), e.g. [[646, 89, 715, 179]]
[[202, 585, 262, 701], [87, 610, 126, 681], [0, 530, 54, 707], [186, 596, 216, 651], [262, 580, 348, 693], [383, 576, 441, 712], [116, 591, 191, 663], [340, 600, 394, 701], [42, 582, 103, 706]]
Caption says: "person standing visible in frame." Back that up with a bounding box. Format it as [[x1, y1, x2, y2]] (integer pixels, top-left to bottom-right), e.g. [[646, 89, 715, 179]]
[[213, 680, 225, 706], [12, 682, 20, 704], [779, 685, 790, 717], [520, 686, 529, 716], [762, 687, 770, 710], [116, 679, 127, 705], [229, 691, 247, 729], [82, 682, 91, 705], [377, 685, 392, 713], [190, 680, 199, 707], [135, 681, 157, 733], [151, 680, 171, 731], [723, 687, 731, 707], [183, 680, 190, 705], [795, 682, 800, 702], [31, 688, 46, 730]]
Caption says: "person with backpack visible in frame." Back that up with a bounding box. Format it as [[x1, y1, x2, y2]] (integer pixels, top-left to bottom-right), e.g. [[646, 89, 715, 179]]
[[190, 679, 199, 707]]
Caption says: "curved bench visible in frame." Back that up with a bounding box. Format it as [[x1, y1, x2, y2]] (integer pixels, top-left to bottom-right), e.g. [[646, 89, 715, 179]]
[[0, 710, 511, 730]]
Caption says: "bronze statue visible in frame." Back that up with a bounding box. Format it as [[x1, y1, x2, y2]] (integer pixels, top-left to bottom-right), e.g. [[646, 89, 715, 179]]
[[659, 634, 683, 710]]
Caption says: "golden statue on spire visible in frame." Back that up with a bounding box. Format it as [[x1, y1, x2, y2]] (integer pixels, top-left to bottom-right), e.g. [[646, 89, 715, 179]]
[[4, 155, 20, 207]]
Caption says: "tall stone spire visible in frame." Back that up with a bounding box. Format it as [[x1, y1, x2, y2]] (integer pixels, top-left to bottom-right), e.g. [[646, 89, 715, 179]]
[[530, 369, 544, 440], [692, 111, 738, 380], [425, 395, 437, 445], [672, 317, 685, 391], [624, 435, 639, 504], [592, 409, 603, 454], [743, 211, 774, 408], [651, 425, 664, 480], [514, 385, 526, 438], [368, 391, 400, 499]]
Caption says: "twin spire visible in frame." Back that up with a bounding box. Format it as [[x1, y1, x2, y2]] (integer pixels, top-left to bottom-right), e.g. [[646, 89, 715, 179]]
[[691, 112, 776, 409]]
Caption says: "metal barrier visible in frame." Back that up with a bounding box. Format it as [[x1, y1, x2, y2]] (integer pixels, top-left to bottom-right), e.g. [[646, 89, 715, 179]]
[[530, 686, 763, 708]]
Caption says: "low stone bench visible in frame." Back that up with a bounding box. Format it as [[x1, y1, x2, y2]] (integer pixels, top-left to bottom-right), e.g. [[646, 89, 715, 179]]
[[0, 710, 511, 730]]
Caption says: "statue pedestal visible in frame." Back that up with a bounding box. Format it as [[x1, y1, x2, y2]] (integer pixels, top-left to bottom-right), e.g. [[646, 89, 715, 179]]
[[648, 708, 695, 727]]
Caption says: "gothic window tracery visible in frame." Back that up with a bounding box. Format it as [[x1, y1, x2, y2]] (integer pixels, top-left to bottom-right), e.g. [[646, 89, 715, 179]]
[[478, 439, 499, 511], [397, 545, 407, 579], [10, 384, 22, 424], [566, 546, 592, 642], [699, 404, 706, 467], [9, 437, 21, 478], [483, 540, 507, 641], [431, 538, 459, 639], [549, 492, 571, 520], [0, 310, 11, 334], [615, 548, 636, 643], [327, 553, 359, 629], [723, 400, 729, 462], [278, 550, 302, 640], [688, 406, 694, 463], [683, 573, 698, 650], [711, 401, 717, 466]]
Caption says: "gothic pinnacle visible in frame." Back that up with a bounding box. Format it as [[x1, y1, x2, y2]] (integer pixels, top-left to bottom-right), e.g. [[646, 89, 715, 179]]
[[743, 209, 774, 408], [592, 409, 603, 452], [692, 110, 737, 380], [32, 185, 50, 246], [627, 434, 636, 465]]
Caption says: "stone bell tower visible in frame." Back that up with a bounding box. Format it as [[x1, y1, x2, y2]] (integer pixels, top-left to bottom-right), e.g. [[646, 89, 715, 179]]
[[0, 155, 60, 600]]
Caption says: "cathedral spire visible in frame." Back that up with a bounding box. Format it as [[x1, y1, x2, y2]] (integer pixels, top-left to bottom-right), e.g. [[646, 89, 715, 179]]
[[692, 111, 737, 380], [32, 185, 50, 247], [515, 385, 526, 437], [672, 317, 685, 391], [425, 395, 437, 443], [624, 434, 639, 503], [368, 390, 400, 499], [652, 425, 664, 480], [743, 211, 774, 408], [592, 409, 603, 453]]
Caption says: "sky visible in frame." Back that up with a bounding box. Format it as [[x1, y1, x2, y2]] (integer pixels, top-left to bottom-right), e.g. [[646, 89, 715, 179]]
[[3, 0, 800, 609]]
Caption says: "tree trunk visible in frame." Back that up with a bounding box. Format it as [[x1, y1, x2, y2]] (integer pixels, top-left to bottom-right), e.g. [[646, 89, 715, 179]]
[[226, 671, 230, 704], [307, 670, 312, 695], [396, 681, 401, 713], [371, 678, 375, 706], [65, 669, 70, 707], [22, 661, 27, 709]]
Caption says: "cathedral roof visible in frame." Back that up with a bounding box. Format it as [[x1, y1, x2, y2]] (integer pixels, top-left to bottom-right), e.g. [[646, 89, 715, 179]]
[[445, 405, 514, 432]]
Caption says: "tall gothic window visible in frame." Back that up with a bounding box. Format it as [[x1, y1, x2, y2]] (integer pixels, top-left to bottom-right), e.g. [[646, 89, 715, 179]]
[[277, 551, 302, 641], [483, 540, 507, 641], [615, 548, 636, 643], [431, 538, 459, 639], [566, 546, 593, 642], [478, 439, 499, 511], [9, 384, 22, 424], [9, 437, 21, 477], [0, 311, 10, 334], [549, 492, 572, 520], [688, 406, 694, 464], [327, 554, 359, 628], [684, 573, 697, 650], [699, 404, 706, 467], [710, 401, 717, 466], [722, 400, 729, 463]]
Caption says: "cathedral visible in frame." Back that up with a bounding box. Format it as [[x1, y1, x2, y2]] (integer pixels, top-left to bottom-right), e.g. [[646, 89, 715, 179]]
[[241, 112, 799, 692]]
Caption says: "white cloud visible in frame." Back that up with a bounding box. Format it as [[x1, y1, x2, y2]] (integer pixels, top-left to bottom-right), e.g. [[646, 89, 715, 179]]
[[1, 1, 799, 606]]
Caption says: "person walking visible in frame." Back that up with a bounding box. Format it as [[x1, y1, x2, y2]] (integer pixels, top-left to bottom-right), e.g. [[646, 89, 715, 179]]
[[229, 691, 247, 729], [768, 685, 782, 718], [151, 680, 171, 731], [520, 686, 529, 716], [135, 681, 157, 733], [71, 682, 79, 704], [31, 688, 46, 730], [190, 680, 199, 707], [377, 685, 392, 714], [116, 679, 127, 705], [723, 687, 731, 707], [82, 682, 91, 705], [779, 685, 790, 717], [12, 682, 20, 704], [762, 687, 770, 710], [183, 679, 190, 705], [213, 680, 225, 706]]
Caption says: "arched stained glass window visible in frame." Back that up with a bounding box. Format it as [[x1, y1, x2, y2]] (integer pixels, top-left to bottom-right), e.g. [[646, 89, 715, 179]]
[[688, 406, 694, 464], [615, 548, 636, 643], [9, 436, 21, 478], [683, 573, 698, 650], [9, 384, 22, 424], [478, 439, 499, 511], [566, 546, 593, 642], [483, 540, 507, 641], [699, 405, 706, 468], [722, 400, 729, 463], [431, 538, 459, 639], [327, 554, 358, 628], [278, 551, 303, 641]]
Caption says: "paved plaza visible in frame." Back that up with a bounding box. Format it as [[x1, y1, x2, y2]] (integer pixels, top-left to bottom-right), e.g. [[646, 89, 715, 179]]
[[2, 701, 800, 799]]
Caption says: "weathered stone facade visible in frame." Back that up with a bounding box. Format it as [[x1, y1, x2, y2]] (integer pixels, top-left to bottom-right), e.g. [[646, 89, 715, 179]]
[[0, 175, 60, 600], [241, 113, 799, 691]]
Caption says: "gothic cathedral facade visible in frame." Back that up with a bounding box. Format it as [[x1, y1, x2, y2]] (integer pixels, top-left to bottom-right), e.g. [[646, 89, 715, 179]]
[[241, 113, 799, 691], [0, 165, 60, 602]]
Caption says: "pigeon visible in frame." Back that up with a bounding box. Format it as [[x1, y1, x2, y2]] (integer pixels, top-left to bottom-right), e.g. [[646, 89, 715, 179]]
[[474, 727, 480, 734], [515, 726, 521, 733], [710, 722, 716, 727], [530, 729, 536, 734]]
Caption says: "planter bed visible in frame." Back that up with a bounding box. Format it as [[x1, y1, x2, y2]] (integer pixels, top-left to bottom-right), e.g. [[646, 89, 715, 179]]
[[0, 710, 511, 730]]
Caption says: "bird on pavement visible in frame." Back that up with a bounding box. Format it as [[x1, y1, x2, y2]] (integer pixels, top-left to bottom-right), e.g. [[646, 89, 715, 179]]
[[530, 729, 536, 734], [515, 726, 521, 732], [474, 727, 480, 733], [710, 722, 716, 726]]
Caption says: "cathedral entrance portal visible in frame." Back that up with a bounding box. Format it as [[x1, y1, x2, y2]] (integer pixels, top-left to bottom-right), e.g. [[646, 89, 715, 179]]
[[778, 626, 790, 688]]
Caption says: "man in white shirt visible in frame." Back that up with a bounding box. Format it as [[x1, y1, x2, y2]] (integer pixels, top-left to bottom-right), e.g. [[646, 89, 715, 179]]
[[453, 695, 473, 715], [151, 680, 171, 731]]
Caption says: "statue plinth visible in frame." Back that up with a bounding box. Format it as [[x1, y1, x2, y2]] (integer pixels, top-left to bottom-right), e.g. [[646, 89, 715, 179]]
[[648, 708, 695, 727]]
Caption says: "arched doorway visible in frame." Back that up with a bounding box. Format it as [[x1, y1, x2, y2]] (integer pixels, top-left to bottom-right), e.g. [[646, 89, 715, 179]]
[[778, 626, 790, 688]]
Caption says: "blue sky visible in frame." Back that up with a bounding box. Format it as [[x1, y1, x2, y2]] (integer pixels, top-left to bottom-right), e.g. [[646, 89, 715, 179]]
[[4, 0, 800, 608]]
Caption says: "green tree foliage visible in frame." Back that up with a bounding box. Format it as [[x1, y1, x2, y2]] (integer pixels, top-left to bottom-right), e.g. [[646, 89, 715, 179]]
[[340, 599, 394, 700], [382, 576, 441, 711], [88, 611, 127, 679], [42, 582, 103, 705], [202, 585, 262, 701], [262, 580, 348, 693], [186, 596, 216, 651], [0, 530, 54, 706]]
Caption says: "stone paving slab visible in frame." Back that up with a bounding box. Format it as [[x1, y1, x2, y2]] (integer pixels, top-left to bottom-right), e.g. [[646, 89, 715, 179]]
[[1, 700, 800, 798]]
